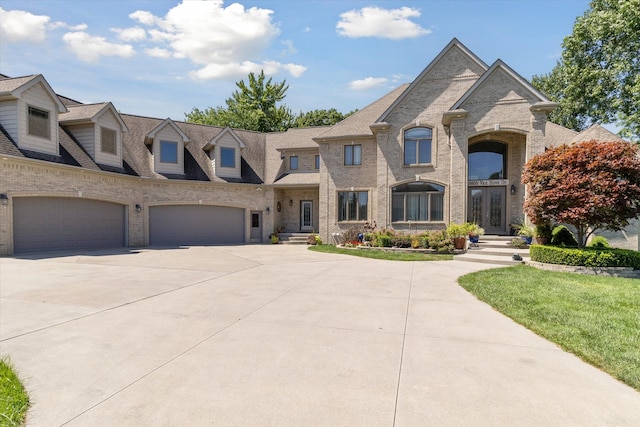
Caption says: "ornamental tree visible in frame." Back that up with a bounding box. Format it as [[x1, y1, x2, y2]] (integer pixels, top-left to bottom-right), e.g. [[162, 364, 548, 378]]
[[522, 140, 640, 248]]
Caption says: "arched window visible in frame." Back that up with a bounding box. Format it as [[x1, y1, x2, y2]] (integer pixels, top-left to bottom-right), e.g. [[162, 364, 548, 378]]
[[392, 182, 444, 222], [404, 127, 432, 165], [468, 141, 507, 180]]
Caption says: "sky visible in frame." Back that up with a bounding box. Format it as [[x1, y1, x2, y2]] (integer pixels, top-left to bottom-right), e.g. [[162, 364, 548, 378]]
[[0, 0, 591, 121]]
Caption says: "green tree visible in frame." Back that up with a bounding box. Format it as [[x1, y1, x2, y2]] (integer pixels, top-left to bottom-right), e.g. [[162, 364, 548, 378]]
[[522, 140, 640, 248], [292, 108, 355, 127], [186, 71, 295, 132], [532, 0, 640, 140]]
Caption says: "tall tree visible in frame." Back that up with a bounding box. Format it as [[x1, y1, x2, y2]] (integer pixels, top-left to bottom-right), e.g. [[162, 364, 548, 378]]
[[532, 0, 640, 140], [522, 140, 640, 248], [292, 108, 355, 127], [186, 71, 295, 132]]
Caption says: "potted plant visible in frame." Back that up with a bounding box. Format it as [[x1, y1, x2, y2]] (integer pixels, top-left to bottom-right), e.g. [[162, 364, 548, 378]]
[[446, 222, 469, 250], [468, 223, 484, 244], [517, 222, 535, 245], [270, 234, 279, 244], [534, 222, 552, 245]]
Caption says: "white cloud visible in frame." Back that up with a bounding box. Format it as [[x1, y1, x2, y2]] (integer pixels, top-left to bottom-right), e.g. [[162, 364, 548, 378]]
[[283, 63, 307, 78], [145, 47, 172, 58], [337, 6, 430, 39], [349, 77, 388, 90], [113, 26, 146, 42], [131, 0, 305, 79], [280, 39, 297, 56], [0, 7, 50, 43], [62, 32, 135, 63]]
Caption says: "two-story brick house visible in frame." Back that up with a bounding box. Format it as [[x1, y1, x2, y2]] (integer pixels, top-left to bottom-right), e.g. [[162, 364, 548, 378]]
[[0, 38, 635, 255]]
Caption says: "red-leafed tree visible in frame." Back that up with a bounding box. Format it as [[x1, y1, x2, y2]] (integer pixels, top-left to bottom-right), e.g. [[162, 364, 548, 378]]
[[522, 140, 640, 248]]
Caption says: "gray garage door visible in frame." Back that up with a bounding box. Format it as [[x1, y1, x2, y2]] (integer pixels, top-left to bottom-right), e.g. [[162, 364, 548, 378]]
[[149, 205, 244, 246], [13, 197, 126, 254]]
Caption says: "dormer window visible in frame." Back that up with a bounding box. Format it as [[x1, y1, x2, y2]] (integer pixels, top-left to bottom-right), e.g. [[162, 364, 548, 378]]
[[28, 106, 50, 139], [160, 140, 178, 163], [101, 127, 117, 155], [220, 147, 235, 168]]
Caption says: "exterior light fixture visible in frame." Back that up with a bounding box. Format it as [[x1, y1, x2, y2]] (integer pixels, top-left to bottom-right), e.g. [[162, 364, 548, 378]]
[[135, 203, 142, 213], [289, 199, 293, 207], [266, 206, 270, 213], [510, 184, 517, 195], [0, 193, 7, 206]]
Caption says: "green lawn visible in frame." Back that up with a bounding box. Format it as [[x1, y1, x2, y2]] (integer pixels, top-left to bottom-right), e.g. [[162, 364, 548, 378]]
[[0, 357, 29, 426], [308, 244, 453, 261], [458, 264, 640, 390]]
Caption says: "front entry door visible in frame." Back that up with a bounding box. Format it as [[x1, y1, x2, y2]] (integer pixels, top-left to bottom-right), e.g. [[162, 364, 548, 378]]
[[300, 201, 313, 232], [468, 187, 506, 234]]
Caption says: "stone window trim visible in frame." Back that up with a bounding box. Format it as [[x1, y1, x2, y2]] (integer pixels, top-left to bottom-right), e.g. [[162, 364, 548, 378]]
[[337, 189, 369, 222], [100, 127, 117, 155], [27, 105, 51, 139]]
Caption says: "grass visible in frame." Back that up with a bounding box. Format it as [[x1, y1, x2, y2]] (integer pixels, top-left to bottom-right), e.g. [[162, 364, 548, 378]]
[[458, 264, 640, 390], [308, 244, 453, 261], [0, 357, 30, 426]]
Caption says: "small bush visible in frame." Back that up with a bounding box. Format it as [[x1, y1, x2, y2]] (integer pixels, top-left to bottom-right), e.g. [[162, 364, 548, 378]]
[[392, 235, 412, 248], [588, 236, 610, 248], [530, 245, 640, 269], [377, 235, 392, 247], [551, 225, 579, 247], [427, 230, 454, 253], [340, 226, 361, 245], [511, 237, 528, 248]]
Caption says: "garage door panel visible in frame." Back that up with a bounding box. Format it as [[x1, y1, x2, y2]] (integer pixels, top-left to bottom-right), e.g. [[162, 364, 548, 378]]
[[13, 197, 126, 254], [149, 205, 244, 246]]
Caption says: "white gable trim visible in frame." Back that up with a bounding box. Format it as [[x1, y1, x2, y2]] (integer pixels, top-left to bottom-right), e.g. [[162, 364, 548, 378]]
[[146, 118, 190, 145], [450, 59, 551, 111], [378, 38, 489, 123], [4, 74, 67, 113], [203, 127, 246, 151]]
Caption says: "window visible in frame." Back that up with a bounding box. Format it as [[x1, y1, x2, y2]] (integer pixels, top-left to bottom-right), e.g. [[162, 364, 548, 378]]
[[160, 141, 178, 163], [290, 156, 298, 170], [220, 147, 235, 168], [315, 154, 320, 169], [101, 127, 117, 155], [28, 106, 50, 139], [468, 141, 507, 180], [392, 182, 444, 222], [338, 191, 368, 221], [344, 144, 362, 166], [404, 127, 432, 165]]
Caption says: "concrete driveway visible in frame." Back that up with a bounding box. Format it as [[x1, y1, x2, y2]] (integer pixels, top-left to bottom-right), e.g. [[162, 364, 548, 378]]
[[1, 245, 639, 426]]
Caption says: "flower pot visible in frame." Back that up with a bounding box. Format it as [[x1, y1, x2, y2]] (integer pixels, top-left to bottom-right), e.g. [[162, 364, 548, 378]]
[[453, 237, 467, 250], [535, 237, 549, 245], [520, 236, 532, 245], [469, 235, 479, 244]]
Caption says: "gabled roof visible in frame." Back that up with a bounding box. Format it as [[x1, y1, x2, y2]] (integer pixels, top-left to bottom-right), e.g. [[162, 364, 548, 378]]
[[0, 74, 67, 113], [378, 38, 489, 123], [203, 126, 246, 150], [450, 59, 551, 111], [145, 118, 190, 145], [570, 124, 621, 143], [313, 84, 408, 141], [60, 102, 129, 132]]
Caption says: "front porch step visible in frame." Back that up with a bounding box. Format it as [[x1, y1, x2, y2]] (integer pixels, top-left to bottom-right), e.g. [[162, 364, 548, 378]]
[[456, 235, 530, 265], [278, 232, 313, 245]]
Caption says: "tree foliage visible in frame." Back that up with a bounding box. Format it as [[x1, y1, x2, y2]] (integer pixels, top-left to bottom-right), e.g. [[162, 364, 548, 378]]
[[186, 71, 354, 132], [186, 71, 295, 132], [522, 140, 640, 248], [531, 0, 640, 140]]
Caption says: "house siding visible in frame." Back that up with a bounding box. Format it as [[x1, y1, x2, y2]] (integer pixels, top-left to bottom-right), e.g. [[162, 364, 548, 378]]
[[0, 100, 19, 140], [213, 132, 242, 178], [18, 83, 59, 155], [153, 125, 184, 175], [95, 109, 123, 167]]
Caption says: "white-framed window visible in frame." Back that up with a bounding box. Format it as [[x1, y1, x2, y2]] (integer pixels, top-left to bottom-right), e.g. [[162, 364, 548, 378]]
[[338, 191, 368, 221], [101, 127, 117, 155], [392, 182, 444, 222], [404, 127, 432, 165], [27, 106, 50, 139], [344, 144, 361, 166], [160, 140, 178, 163], [290, 155, 298, 170], [315, 154, 320, 169], [220, 147, 235, 168]]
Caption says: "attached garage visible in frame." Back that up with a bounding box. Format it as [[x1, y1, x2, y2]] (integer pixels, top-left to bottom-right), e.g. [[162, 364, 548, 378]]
[[149, 205, 245, 246], [13, 197, 126, 254]]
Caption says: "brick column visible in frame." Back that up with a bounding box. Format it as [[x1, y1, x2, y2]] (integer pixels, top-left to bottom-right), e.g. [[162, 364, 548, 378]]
[[449, 119, 467, 224]]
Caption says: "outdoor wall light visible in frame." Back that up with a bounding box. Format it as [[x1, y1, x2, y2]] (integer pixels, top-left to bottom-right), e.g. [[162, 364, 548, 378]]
[[289, 199, 293, 207], [135, 203, 142, 213], [510, 184, 517, 195], [266, 206, 270, 213], [0, 193, 7, 206]]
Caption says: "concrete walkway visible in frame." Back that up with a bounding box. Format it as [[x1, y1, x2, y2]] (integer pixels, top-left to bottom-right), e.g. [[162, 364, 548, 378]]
[[1, 245, 638, 426]]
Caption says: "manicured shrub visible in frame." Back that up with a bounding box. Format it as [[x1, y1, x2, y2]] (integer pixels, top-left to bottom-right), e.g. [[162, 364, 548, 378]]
[[530, 245, 640, 269], [588, 236, 610, 248], [340, 226, 361, 244], [377, 235, 392, 247], [551, 225, 579, 247], [392, 235, 412, 248]]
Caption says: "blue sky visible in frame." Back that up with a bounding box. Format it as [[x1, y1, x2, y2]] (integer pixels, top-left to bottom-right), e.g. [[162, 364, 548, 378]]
[[0, 0, 590, 121]]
